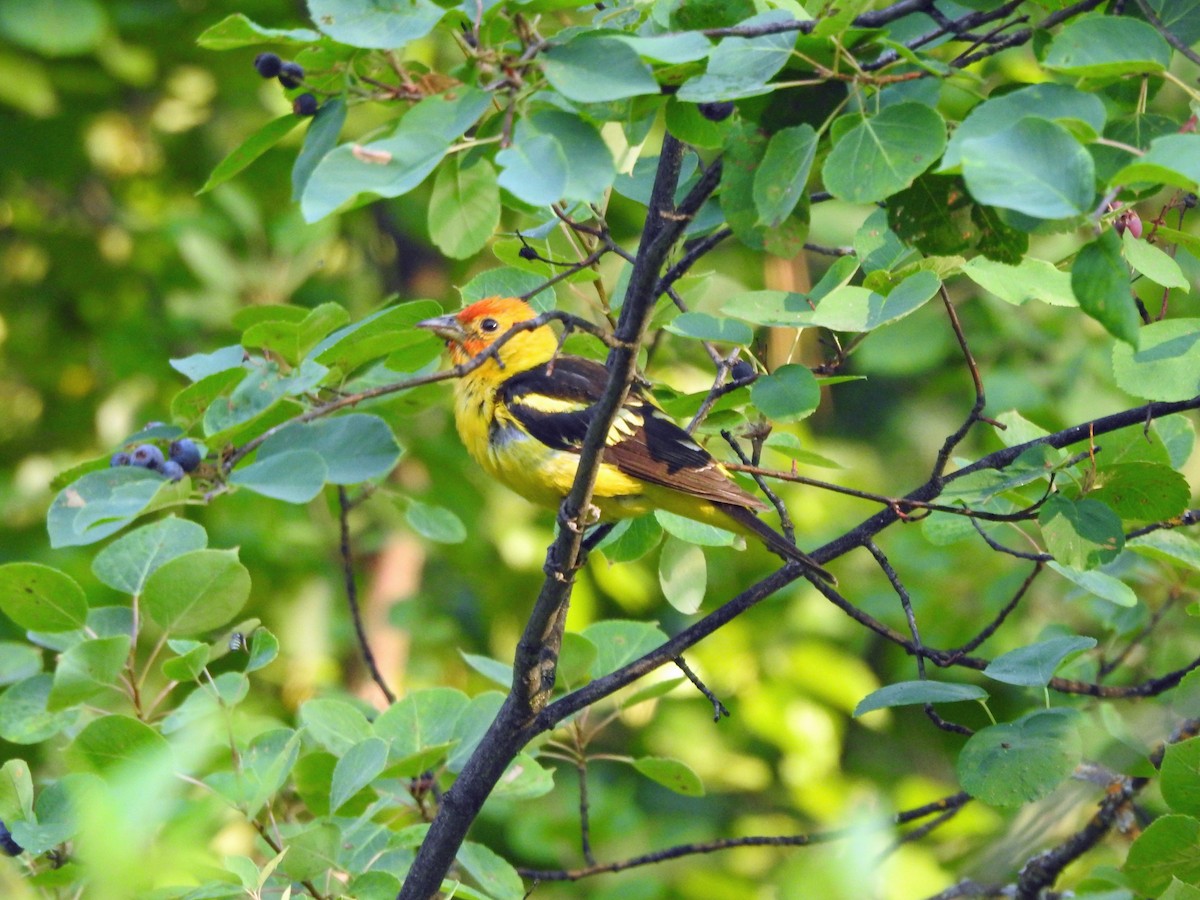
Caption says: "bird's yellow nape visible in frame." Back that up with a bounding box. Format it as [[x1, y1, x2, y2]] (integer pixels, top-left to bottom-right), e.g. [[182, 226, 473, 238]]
[[418, 296, 558, 371]]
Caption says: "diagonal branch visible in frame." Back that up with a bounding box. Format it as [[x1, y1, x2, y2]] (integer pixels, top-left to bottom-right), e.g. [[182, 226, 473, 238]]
[[397, 134, 723, 900]]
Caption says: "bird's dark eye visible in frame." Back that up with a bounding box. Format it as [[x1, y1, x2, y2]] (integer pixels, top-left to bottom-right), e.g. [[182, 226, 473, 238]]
[[480, 318, 499, 333]]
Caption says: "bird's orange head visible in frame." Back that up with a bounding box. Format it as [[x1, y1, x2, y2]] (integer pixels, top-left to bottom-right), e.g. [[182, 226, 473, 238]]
[[417, 296, 557, 371]]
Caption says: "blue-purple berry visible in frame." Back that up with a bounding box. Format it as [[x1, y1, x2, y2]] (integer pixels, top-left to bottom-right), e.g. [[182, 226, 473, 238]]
[[169, 438, 202, 472], [0, 820, 21, 856], [131, 444, 164, 470], [278, 61, 305, 89], [110, 451, 131, 467], [730, 360, 755, 381], [292, 93, 318, 117], [160, 460, 186, 482], [254, 52, 283, 78]]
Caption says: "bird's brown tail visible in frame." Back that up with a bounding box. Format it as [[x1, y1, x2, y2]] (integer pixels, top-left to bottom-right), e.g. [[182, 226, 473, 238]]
[[717, 503, 836, 585]]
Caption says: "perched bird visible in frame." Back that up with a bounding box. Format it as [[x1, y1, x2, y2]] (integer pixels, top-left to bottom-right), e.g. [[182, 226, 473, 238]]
[[417, 297, 833, 583]]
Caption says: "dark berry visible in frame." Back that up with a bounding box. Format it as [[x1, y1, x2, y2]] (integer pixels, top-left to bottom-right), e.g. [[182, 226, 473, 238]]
[[292, 93, 318, 117], [518, 245, 539, 261], [131, 444, 165, 470], [254, 52, 283, 79], [160, 460, 186, 482], [278, 61, 305, 89], [697, 101, 735, 122], [110, 451, 131, 467], [169, 438, 202, 472], [730, 360, 755, 381], [0, 820, 22, 857]]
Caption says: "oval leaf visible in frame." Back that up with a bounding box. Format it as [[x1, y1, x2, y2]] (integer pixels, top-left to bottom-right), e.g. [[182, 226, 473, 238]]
[[142, 549, 251, 636], [0, 563, 88, 632]]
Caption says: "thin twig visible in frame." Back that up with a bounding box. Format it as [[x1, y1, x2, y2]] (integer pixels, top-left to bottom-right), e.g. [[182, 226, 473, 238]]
[[337, 486, 396, 705], [674, 655, 730, 721]]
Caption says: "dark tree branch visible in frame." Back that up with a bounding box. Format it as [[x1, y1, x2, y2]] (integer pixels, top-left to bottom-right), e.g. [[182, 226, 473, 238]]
[[397, 133, 724, 900], [518, 790, 971, 882], [675, 655, 730, 721], [337, 487, 396, 705]]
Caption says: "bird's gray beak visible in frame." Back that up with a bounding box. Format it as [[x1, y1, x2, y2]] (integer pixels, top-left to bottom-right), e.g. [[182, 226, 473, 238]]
[[416, 313, 466, 342]]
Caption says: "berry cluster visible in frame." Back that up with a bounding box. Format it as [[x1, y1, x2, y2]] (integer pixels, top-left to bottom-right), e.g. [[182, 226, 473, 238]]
[[110, 437, 203, 483], [254, 52, 318, 117]]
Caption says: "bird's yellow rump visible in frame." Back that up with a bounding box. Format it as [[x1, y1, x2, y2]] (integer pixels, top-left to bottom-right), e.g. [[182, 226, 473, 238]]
[[417, 297, 832, 583]]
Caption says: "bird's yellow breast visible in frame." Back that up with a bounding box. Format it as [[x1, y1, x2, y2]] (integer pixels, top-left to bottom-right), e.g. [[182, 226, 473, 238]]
[[454, 372, 647, 512]]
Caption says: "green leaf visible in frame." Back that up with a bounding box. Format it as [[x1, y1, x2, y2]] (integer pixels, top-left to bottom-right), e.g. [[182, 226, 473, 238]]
[[491, 754, 555, 801], [196, 13, 320, 49], [527, 110, 615, 205], [47, 468, 171, 548], [70, 714, 170, 773], [374, 687, 469, 763], [460, 267, 548, 304], [596, 515, 663, 563], [460, 652, 512, 688], [1044, 16, 1171, 77], [161, 641, 210, 682], [1091, 463, 1190, 522], [720, 123, 769, 251], [311, 300, 441, 373], [886, 174, 971, 256], [457, 841, 525, 900], [1162, 737, 1200, 817], [658, 537, 706, 615], [302, 129, 445, 222], [0, 758, 33, 822], [1072, 229, 1138, 346], [654, 510, 737, 547], [448, 691, 504, 772], [231, 449, 328, 503], [91, 517, 208, 596], [940, 83, 1106, 172], [257, 413, 401, 486], [631, 756, 705, 797], [48, 636, 130, 710], [299, 697, 372, 755], [961, 256, 1077, 307], [983, 636, 1097, 687], [0, 676, 78, 744], [170, 345, 246, 382], [330, 736, 388, 812], [1113, 318, 1200, 401], [293, 97, 347, 202], [677, 10, 797, 101], [1038, 495, 1124, 569], [753, 124, 816, 228], [1129, 530, 1200, 571], [556, 632, 598, 691], [0, 563, 88, 632], [405, 500, 467, 544], [198, 115, 302, 195], [1047, 562, 1137, 608], [202, 360, 326, 437], [822, 104, 946, 205], [583, 620, 668, 678], [853, 680, 988, 716], [1124, 815, 1200, 896], [428, 157, 499, 260], [495, 133, 569, 206], [541, 36, 658, 102], [1123, 230, 1189, 289], [802, 270, 942, 332], [750, 364, 820, 422], [1110, 134, 1200, 192], [663, 312, 753, 345], [0, 642, 41, 686], [278, 822, 340, 882], [960, 117, 1094, 219], [306, 0, 444, 49], [142, 549, 252, 637], [245, 628, 279, 673], [241, 303, 350, 366], [956, 709, 1081, 806]]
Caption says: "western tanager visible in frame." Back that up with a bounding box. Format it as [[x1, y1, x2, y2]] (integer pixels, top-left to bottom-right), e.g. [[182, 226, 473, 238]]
[[417, 297, 833, 582]]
